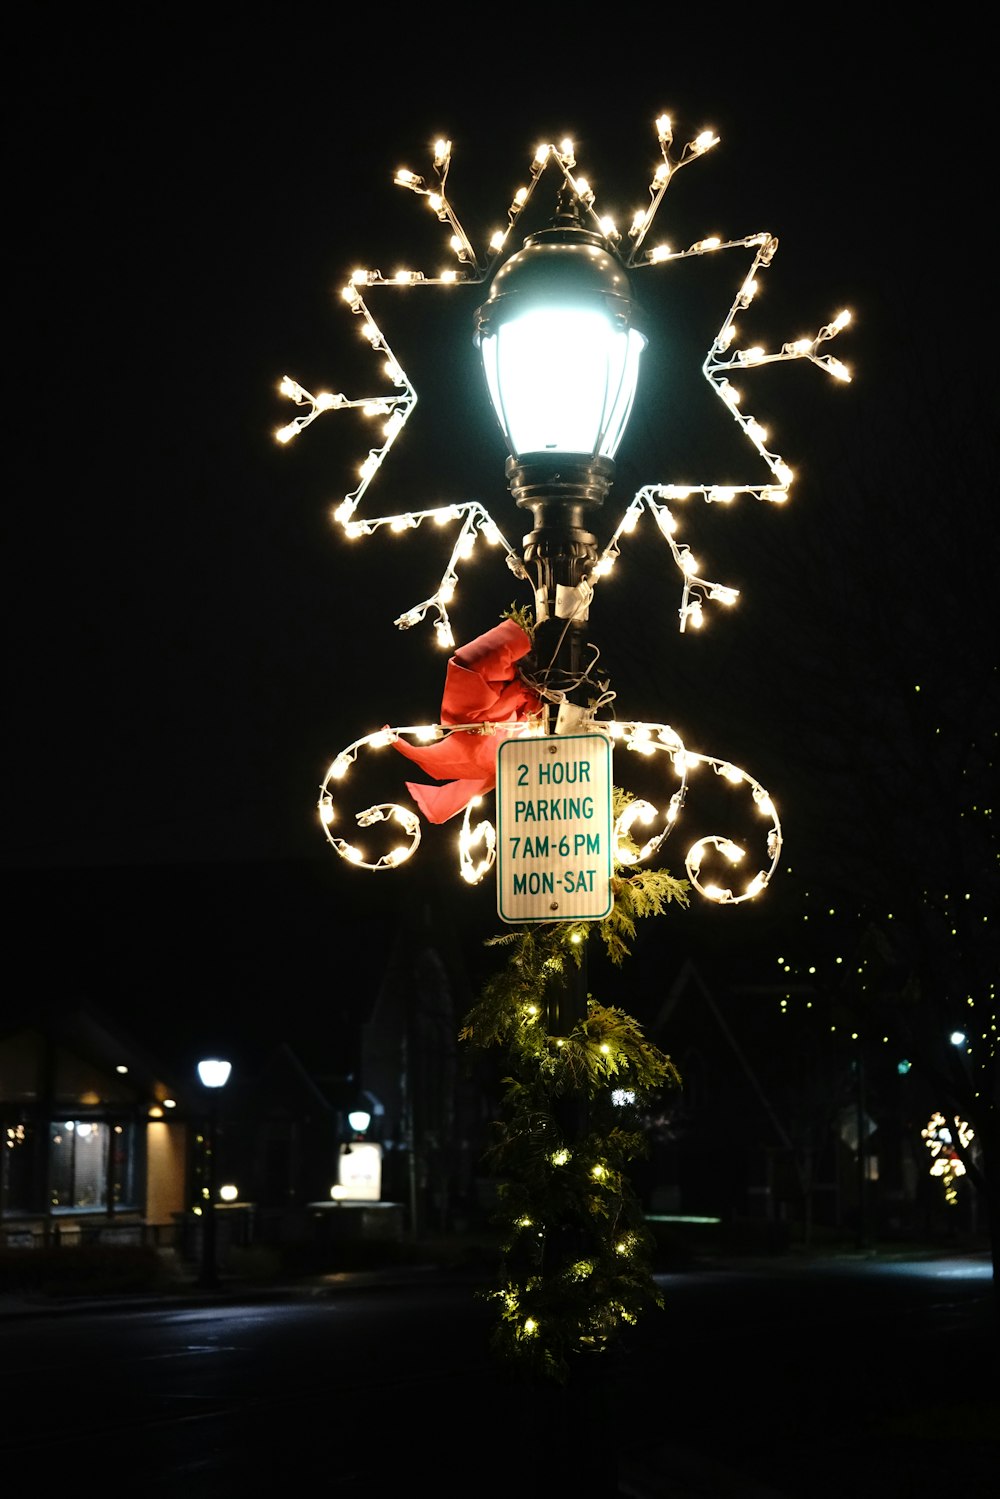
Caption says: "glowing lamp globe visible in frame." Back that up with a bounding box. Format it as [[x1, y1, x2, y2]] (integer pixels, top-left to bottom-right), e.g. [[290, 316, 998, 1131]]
[[475, 190, 646, 510], [196, 1058, 232, 1089]]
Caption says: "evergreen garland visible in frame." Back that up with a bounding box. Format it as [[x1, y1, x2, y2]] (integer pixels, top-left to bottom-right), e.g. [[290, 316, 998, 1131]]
[[460, 789, 689, 1383]]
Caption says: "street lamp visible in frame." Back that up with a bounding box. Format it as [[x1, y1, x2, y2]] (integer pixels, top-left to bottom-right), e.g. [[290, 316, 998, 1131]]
[[196, 1057, 231, 1290], [277, 116, 851, 1405]]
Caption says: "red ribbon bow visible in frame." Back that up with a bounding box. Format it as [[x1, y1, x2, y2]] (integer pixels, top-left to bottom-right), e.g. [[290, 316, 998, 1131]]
[[392, 619, 541, 823]]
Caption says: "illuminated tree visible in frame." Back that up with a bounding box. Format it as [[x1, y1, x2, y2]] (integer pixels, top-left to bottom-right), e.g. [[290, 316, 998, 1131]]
[[923, 1112, 976, 1207]]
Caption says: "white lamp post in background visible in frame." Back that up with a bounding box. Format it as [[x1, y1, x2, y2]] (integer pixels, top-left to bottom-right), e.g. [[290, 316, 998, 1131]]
[[196, 1057, 232, 1290]]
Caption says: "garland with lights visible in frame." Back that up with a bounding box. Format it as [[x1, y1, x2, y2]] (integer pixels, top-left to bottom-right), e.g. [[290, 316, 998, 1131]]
[[459, 792, 687, 1382]]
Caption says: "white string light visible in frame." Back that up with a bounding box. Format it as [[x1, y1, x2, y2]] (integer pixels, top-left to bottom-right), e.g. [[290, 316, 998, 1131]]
[[356, 500, 522, 647], [668, 749, 780, 905], [277, 117, 851, 640], [598, 487, 744, 633], [459, 795, 497, 884], [607, 720, 688, 866]]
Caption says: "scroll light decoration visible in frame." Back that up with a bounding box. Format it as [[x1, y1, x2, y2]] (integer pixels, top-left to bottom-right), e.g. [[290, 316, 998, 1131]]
[[279, 117, 850, 904]]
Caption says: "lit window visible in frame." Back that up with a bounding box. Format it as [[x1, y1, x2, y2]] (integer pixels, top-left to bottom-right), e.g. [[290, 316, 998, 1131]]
[[48, 1120, 137, 1211]]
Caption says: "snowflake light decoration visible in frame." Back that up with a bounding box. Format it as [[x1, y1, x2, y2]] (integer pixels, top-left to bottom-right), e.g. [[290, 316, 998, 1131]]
[[277, 115, 852, 901]]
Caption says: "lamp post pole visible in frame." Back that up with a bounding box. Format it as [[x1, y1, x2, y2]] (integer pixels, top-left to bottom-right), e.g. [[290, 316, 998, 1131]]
[[196, 1058, 232, 1291], [512, 463, 598, 1037], [474, 189, 646, 1495]]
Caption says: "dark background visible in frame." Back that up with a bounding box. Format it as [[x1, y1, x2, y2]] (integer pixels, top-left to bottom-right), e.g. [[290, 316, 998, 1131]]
[[5, 21, 994, 1067]]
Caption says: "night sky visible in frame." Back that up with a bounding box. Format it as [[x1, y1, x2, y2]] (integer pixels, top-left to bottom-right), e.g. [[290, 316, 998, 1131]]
[[6, 24, 994, 1063]]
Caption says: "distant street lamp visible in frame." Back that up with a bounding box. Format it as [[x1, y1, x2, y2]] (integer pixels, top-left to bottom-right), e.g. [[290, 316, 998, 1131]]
[[196, 1057, 232, 1290], [334, 1107, 382, 1202]]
